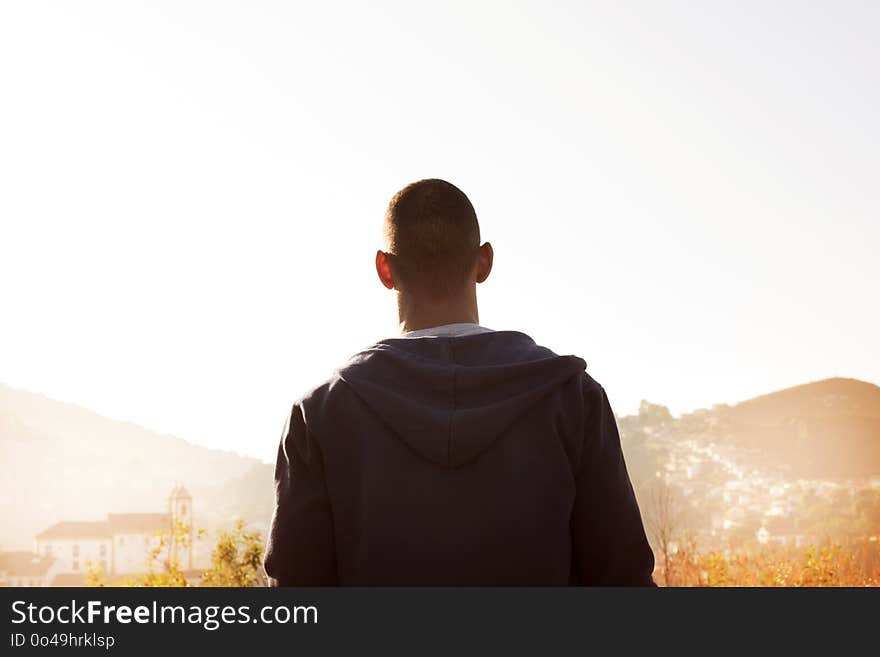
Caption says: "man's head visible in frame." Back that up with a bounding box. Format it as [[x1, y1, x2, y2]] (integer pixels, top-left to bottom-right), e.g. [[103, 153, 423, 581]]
[[376, 179, 493, 299]]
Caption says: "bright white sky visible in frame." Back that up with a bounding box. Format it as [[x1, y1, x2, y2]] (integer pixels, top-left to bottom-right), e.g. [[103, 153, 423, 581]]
[[2, 1, 878, 462]]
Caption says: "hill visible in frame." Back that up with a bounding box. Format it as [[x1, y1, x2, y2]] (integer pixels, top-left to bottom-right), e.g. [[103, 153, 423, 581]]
[[622, 377, 880, 482], [0, 384, 273, 550], [719, 377, 880, 478], [618, 377, 880, 551]]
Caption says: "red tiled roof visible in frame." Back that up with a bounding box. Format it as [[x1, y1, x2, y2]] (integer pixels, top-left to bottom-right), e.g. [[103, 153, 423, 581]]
[[107, 513, 170, 533], [0, 551, 55, 577], [36, 513, 173, 540], [35, 521, 110, 540]]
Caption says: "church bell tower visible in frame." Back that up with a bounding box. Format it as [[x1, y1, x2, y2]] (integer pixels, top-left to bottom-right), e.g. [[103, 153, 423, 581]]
[[168, 484, 193, 570]]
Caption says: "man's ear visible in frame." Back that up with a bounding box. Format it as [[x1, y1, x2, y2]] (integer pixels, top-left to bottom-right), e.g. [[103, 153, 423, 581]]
[[475, 242, 493, 284], [375, 250, 395, 290]]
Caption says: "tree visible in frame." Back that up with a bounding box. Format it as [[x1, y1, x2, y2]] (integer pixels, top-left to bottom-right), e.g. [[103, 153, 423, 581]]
[[84, 518, 266, 587], [638, 400, 673, 428], [124, 518, 200, 587], [85, 560, 107, 587], [201, 519, 267, 587], [83, 518, 198, 587], [644, 478, 682, 585]]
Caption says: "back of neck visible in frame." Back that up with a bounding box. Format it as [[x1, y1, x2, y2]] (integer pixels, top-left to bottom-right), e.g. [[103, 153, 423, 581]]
[[397, 288, 479, 334]]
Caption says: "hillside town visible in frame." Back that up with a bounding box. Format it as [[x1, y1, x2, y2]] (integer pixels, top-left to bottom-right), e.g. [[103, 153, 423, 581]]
[[621, 402, 880, 553], [0, 486, 200, 587]]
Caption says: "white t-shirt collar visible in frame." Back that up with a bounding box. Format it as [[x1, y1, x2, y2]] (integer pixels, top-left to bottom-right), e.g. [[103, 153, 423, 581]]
[[401, 322, 494, 338]]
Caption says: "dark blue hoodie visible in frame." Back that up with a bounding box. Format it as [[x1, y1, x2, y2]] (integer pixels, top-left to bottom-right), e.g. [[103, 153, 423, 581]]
[[264, 330, 655, 585]]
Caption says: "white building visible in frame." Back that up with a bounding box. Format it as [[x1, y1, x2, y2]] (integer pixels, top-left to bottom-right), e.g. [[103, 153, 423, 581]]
[[0, 552, 56, 587], [2, 486, 193, 587]]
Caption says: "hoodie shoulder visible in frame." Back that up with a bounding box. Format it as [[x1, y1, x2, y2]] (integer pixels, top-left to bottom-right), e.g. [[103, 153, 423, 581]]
[[294, 344, 385, 431], [580, 372, 615, 420], [581, 372, 605, 396]]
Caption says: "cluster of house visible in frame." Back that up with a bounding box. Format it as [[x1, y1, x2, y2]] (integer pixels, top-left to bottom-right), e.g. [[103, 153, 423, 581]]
[[655, 431, 880, 549], [0, 485, 194, 587]]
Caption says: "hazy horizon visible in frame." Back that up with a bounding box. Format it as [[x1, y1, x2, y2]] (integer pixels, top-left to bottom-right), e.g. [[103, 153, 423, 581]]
[[3, 374, 878, 463], [3, 1, 878, 462], [2, 374, 878, 572]]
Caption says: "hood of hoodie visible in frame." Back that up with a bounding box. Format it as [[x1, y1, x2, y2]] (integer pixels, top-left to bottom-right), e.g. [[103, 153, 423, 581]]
[[335, 330, 586, 468]]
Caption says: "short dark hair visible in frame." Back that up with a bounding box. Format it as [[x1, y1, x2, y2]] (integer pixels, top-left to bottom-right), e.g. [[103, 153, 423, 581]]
[[383, 179, 481, 298]]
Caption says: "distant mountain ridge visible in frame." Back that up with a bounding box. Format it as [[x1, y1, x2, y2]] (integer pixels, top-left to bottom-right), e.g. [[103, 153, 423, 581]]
[[734, 377, 880, 420], [715, 377, 880, 478]]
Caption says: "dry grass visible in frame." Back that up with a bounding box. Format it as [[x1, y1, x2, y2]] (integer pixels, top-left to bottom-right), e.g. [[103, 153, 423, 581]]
[[657, 538, 880, 587]]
